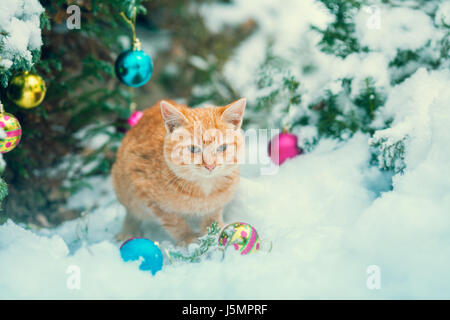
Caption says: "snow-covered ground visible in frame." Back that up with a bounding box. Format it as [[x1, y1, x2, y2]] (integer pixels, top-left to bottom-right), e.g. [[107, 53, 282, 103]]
[[1, 0, 450, 299], [2, 69, 449, 298]]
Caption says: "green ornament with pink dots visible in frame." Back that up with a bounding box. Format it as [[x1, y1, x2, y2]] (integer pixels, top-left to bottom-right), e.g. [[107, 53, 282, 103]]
[[218, 222, 261, 255], [0, 112, 22, 154]]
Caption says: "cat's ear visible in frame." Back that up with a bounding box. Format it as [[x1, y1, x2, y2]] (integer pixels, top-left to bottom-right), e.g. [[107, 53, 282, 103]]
[[160, 100, 188, 133], [221, 98, 246, 129]]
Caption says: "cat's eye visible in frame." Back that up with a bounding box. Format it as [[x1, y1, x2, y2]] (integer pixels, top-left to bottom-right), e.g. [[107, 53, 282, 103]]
[[217, 144, 227, 152], [189, 145, 202, 153]]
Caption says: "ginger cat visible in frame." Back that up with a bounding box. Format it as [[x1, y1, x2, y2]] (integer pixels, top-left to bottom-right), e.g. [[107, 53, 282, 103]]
[[112, 98, 246, 245]]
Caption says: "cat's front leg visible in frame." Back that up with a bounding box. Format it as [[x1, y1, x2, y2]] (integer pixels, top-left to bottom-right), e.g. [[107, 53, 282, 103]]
[[152, 205, 199, 246], [115, 210, 143, 242], [200, 208, 225, 235]]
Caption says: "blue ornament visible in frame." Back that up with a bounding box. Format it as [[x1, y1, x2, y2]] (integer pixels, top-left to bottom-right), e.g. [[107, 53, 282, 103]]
[[115, 49, 153, 87], [120, 238, 163, 275]]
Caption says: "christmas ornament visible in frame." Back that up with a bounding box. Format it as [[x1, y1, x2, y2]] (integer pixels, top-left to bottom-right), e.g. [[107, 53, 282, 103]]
[[115, 48, 153, 87], [268, 132, 302, 165], [115, 9, 153, 87], [7, 71, 46, 109], [0, 103, 22, 153], [116, 103, 143, 133], [218, 222, 261, 255], [120, 237, 163, 275], [128, 110, 144, 126]]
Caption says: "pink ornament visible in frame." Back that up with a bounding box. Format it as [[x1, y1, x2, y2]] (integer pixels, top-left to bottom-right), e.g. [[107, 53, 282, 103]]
[[128, 111, 144, 127], [268, 132, 302, 165]]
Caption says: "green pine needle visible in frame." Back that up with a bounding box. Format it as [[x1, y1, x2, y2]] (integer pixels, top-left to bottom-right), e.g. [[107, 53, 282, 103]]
[[168, 222, 222, 263]]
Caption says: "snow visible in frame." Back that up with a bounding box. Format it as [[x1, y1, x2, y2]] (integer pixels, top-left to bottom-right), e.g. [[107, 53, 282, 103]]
[[203, 0, 397, 133], [355, 68, 450, 297], [354, 6, 436, 60], [436, 1, 450, 26], [1, 0, 450, 299], [0, 134, 380, 299], [327, 52, 391, 97], [371, 68, 450, 172], [2, 78, 450, 297], [200, 0, 333, 101], [0, 0, 44, 70]]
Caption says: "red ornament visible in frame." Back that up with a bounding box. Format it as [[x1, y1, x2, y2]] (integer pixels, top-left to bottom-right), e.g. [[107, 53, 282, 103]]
[[128, 110, 144, 127], [268, 132, 302, 165]]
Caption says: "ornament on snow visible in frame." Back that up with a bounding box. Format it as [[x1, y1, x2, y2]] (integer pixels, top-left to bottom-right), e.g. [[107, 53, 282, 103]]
[[115, 8, 153, 87], [218, 222, 261, 255], [7, 71, 47, 109], [166, 222, 270, 264], [120, 237, 163, 275], [0, 102, 22, 154], [268, 130, 302, 165]]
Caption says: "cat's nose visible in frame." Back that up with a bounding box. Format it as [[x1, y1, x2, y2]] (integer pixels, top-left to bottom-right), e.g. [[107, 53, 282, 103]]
[[204, 164, 216, 171]]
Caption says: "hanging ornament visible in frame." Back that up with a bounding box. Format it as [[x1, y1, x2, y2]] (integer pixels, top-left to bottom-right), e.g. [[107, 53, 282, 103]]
[[7, 71, 47, 109], [120, 237, 163, 275], [268, 131, 302, 165], [0, 102, 22, 154], [218, 222, 261, 255], [115, 103, 143, 133], [128, 110, 144, 126], [115, 46, 153, 87], [115, 9, 153, 87]]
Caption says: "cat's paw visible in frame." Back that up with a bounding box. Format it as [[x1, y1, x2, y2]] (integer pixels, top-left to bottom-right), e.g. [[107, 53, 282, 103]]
[[216, 220, 225, 230], [115, 232, 134, 243], [177, 235, 199, 247], [200, 219, 225, 235]]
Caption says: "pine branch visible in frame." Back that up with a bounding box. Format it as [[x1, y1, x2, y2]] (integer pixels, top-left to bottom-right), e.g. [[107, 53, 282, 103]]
[[168, 222, 222, 263]]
